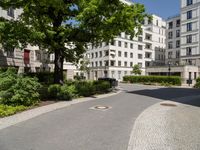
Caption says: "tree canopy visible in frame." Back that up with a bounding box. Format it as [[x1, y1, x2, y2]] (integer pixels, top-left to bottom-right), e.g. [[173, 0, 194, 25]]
[[0, 0, 149, 83], [132, 64, 142, 75]]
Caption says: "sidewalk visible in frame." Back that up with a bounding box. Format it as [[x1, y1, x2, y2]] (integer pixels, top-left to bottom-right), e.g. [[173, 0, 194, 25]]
[[128, 97, 200, 150], [0, 90, 121, 130]]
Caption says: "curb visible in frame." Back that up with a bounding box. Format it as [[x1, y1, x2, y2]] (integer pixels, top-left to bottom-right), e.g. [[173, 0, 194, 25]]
[[0, 90, 121, 130]]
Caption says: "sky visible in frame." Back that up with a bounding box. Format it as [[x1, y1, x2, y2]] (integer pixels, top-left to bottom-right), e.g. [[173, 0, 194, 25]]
[[132, 0, 180, 19]]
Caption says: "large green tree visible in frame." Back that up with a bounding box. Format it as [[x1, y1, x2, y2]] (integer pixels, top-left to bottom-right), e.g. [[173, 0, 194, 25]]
[[0, 0, 149, 83]]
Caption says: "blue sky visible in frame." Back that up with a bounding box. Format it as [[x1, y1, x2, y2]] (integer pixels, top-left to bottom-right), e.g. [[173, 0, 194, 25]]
[[132, 0, 180, 19]]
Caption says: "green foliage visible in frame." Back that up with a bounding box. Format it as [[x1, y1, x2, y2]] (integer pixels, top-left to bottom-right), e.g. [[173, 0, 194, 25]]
[[123, 76, 181, 86], [0, 0, 149, 83], [24, 72, 54, 84], [94, 81, 111, 93], [48, 84, 62, 99], [196, 77, 200, 83], [132, 64, 142, 75], [194, 77, 200, 88], [75, 81, 95, 97], [59, 85, 77, 100], [0, 68, 41, 106], [0, 105, 28, 118]]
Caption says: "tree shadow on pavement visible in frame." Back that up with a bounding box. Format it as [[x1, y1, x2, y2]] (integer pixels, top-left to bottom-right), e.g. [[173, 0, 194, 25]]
[[127, 88, 200, 107]]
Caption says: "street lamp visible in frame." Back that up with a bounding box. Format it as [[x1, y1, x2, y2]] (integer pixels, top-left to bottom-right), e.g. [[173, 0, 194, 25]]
[[168, 62, 171, 76]]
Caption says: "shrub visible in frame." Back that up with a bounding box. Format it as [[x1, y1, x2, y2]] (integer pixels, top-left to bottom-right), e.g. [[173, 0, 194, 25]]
[[0, 69, 41, 106], [196, 77, 200, 83], [59, 85, 77, 100], [75, 81, 95, 97], [123, 76, 181, 86], [0, 105, 28, 118], [48, 84, 61, 99], [94, 81, 110, 93], [24, 72, 54, 84]]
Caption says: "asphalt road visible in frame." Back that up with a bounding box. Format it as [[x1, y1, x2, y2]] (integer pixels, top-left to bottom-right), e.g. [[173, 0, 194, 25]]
[[0, 84, 200, 150]]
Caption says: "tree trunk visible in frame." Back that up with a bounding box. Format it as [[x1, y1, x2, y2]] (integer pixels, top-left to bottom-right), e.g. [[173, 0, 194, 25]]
[[54, 49, 64, 84]]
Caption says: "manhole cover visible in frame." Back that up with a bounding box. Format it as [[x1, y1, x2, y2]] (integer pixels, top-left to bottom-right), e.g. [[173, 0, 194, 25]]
[[160, 103, 177, 107], [89, 105, 112, 111], [94, 106, 109, 110]]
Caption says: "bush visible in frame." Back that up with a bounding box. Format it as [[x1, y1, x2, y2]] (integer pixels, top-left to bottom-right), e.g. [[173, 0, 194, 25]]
[[0, 69, 41, 106], [48, 84, 61, 99], [24, 72, 54, 84], [0, 105, 28, 118], [59, 85, 77, 100], [194, 78, 200, 88], [75, 81, 95, 97], [94, 81, 110, 93], [123, 76, 181, 86]]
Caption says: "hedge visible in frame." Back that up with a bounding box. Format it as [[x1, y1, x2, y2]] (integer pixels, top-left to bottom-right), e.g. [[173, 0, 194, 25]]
[[123, 76, 181, 86]]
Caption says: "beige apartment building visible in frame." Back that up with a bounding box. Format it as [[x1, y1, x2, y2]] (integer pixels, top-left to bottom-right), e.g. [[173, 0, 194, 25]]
[[0, 7, 75, 79]]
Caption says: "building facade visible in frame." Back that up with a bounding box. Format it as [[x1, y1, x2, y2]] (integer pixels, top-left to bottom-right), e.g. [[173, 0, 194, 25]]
[[87, 15, 166, 81], [165, 15, 181, 65], [0, 7, 76, 79], [180, 0, 200, 66]]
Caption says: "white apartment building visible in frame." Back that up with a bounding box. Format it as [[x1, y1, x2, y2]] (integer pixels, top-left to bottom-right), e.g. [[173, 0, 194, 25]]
[[87, 15, 166, 81], [180, 0, 200, 65], [0, 7, 76, 79], [165, 15, 181, 65]]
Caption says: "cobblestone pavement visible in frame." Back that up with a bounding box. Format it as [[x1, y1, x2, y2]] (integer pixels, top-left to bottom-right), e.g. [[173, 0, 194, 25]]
[[128, 100, 200, 150]]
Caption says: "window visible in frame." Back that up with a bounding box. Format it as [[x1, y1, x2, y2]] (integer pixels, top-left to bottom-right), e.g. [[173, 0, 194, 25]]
[[7, 48, 14, 58], [110, 61, 115, 66], [176, 51, 180, 58], [95, 61, 98, 67], [99, 51, 102, 57], [124, 61, 127, 67], [176, 40, 180, 48], [91, 62, 94, 67], [7, 7, 14, 18], [187, 10, 192, 19], [168, 22, 173, 29], [186, 35, 192, 43], [187, 0, 193, 6], [118, 41, 122, 47], [194, 72, 197, 79], [187, 23, 192, 31], [186, 47, 192, 56], [168, 52, 173, 59], [130, 62, 133, 67], [124, 52, 128, 57], [138, 45, 143, 50], [130, 53, 133, 58], [91, 53, 94, 58], [118, 61, 121, 67], [168, 32, 173, 39], [130, 43, 133, 49], [168, 42, 173, 49], [138, 63, 142, 68], [138, 54, 143, 59], [95, 52, 98, 58], [111, 40, 115, 46], [125, 42, 128, 48], [138, 37, 143, 42], [35, 51, 41, 61], [99, 61, 102, 66], [176, 30, 180, 37], [118, 51, 121, 57], [176, 19, 180, 27], [105, 50, 109, 56]]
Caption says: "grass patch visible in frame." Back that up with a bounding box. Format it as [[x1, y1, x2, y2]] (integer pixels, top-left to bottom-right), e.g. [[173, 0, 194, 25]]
[[0, 105, 28, 118]]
